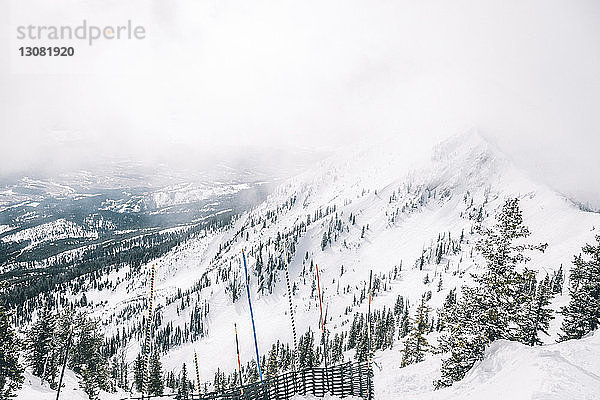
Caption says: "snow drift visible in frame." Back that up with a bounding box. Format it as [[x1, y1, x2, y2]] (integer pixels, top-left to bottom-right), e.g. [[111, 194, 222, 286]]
[[374, 330, 600, 400]]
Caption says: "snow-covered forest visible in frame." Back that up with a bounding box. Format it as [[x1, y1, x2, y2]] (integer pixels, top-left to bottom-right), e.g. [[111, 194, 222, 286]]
[[1, 133, 600, 399]]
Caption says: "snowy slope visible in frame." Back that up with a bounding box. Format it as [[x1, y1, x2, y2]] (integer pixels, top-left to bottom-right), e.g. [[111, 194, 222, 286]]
[[17, 370, 125, 400], [374, 330, 600, 400], [103, 133, 600, 370], [16, 132, 600, 398]]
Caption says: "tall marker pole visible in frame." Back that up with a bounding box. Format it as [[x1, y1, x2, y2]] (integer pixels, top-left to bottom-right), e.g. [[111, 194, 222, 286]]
[[141, 264, 156, 399], [55, 328, 73, 400], [367, 270, 373, 400], [315, 264, 325, 336], [283, 238, 298, 370], [234, 323, 245, 396], [242, 249, 263, 382], [194, 350, 201, 396], [315, 264, 330, 392]]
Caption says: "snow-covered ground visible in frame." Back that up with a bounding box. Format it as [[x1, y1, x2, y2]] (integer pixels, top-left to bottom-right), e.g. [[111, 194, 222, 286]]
[[13, 133, 600, 399], [374, 330, 600, 400], [17, 370, 125, 400], [18, 331, 600, 399]]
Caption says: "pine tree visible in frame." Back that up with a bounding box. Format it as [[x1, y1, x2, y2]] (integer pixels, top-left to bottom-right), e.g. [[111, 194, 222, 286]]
[[298, 330, 318, 368], [266, 344, 278, 377], [133, 353, 145, 393], [552, 264, 564, 294], [401, 296, 431, 367], [148, 352, 164, 396], [0, 305, 23, 400], [399, 308, 410, 338], [331, 333, 344, 364], [51, 310, 75, 391], [354, 327, 369, 362], [436, 198, 546, 387], [246, 360, 259, 383], [471, 198, 547, 342], [516, 274, 554, 346], [80, 366, 100, 400], [115, 349, 128, 390], [69, 314, 110, 400], [394, 295, 404, 316], [25, 307, 57, 383], [177, 363, 189, 400], [560, 235, 600, 340]]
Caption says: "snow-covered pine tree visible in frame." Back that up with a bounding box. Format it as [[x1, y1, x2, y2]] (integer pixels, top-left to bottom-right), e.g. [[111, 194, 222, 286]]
[[399, 307, 410, 338], [69, 313, 110, 400], [516, 272, 554, 346], [331, 333, 344, 364], [80, 365, 100, 400], [116, 349, 128, 391], [560, 235, 600, 341], [383, 308, 396, 349], [246, 360, 259, 383], [133, 353, 144, 392], [298, 329, 318, 368], [0, 305, 23, 400], [401, 296, 431, 367], [394, 295, 404, 316], [266, 343, 279, 377], [552, 264, 564, 294], [472, 198, 547, 342], [25, 307, 57, 383], [165, 370, 176, 390], [436, 198, 546, 387], [176, 363, 189, 400], [354, 326, 369, 362], [435, 285, 489, 389], [148, 351, 164, 396]]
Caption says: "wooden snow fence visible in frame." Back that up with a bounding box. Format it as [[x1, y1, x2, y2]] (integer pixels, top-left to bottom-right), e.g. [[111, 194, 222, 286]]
[[128, 361, 373, 400]]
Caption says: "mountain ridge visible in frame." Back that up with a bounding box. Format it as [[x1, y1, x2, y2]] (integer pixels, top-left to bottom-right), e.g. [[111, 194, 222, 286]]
[[14, 132, 600, 398]]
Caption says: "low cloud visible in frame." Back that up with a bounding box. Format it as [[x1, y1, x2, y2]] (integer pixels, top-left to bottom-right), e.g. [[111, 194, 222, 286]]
[[1, 0, 599, 205]]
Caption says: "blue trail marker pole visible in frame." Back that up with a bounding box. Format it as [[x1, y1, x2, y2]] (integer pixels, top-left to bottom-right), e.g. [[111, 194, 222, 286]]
[[242, 249, 263, 382]]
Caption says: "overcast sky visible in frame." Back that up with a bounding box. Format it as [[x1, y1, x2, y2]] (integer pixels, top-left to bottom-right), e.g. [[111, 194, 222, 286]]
[[1, 0, 599, 205]]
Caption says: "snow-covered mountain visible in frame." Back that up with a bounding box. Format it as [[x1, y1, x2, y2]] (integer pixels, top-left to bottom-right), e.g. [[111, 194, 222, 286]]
[[15, 132, 600, 399]]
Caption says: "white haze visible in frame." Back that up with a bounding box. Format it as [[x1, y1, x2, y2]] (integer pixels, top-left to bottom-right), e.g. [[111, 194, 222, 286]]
[[0, 0, 599, 206]]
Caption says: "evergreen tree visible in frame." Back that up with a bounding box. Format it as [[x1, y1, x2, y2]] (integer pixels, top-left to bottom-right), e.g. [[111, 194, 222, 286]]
[[354, 327, 369, 362], [25, 307, 57, 384], [51, 310, 75, 391], [560, 235, 600, 340], [80, 366, 100, 400], [401, 296, 431, 367], [0, 305, 23, 399], [115, 349, 128, 391], [436, 198, 546, 388], [133, 353, 144, 393], [331, 333, 344, 364], [298, 330, 318, 368], [266, 344, 278, 377], [148, 352, 164, 396], [176, 363, 189, 400], [399, 308, 410, 338], [69, 314, 110, 400], [552, 264, 564, 294], [246, 360, 259, 383], [394, 295, 404, 316], [516, 274, 554, 346]]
